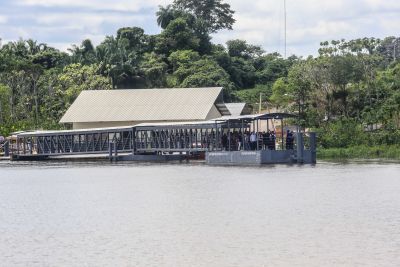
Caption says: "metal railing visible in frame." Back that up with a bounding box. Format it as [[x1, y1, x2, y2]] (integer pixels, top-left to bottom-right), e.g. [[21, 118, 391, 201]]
[[14, 129, 134, 157]]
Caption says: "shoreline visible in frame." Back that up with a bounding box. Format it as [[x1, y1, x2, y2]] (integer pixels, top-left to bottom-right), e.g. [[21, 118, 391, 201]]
[[3, 145, 400, 164], [318, 145, 400, 160]]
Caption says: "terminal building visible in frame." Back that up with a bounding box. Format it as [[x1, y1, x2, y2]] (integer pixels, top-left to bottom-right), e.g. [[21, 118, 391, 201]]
[[60, 87, 251, 130]]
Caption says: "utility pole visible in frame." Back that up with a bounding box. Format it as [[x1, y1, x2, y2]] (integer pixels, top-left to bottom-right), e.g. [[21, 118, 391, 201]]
[[284, 0, 287, 59]]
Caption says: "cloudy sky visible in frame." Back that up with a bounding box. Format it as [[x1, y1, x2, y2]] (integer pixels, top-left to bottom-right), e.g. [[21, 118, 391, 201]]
[[0, 0, 399, 56]]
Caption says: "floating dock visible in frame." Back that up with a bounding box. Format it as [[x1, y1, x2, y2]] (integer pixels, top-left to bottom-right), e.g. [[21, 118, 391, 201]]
[[8, 113, 316, 165]]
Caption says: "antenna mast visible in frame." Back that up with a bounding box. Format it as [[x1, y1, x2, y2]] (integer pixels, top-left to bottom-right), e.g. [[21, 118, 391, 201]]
[[284, 0, 287, 58]]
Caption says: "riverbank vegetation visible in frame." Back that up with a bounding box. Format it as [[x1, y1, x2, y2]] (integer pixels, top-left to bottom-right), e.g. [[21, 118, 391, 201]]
[[318, 145, 400, 160], [0, 0, 399, 158]]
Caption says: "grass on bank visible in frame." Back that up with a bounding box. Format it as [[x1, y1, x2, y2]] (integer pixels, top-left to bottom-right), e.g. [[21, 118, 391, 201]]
[[317, 145, 400, 160]]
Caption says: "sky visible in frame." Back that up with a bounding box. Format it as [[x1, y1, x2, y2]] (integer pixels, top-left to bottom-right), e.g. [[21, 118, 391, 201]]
[[0, 0, 399, 56]]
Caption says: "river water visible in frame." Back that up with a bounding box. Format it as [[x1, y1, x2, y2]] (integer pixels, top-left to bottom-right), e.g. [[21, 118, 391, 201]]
[[0, 161, 399, 267]]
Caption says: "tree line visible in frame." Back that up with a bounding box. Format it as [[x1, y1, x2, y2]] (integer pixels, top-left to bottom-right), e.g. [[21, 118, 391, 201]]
[[0, 0, 399, 148]]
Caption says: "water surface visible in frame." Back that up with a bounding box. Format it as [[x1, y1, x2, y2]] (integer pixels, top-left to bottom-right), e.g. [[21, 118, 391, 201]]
[[1, 161, 399, 266]]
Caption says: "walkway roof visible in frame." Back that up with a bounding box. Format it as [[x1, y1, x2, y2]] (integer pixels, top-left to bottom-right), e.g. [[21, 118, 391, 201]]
[[213, 112, 297, 122], [18, 113, 297, 137]]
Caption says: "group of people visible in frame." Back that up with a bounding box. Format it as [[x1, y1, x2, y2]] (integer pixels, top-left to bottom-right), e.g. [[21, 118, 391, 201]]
[[221, 129, 295, 151], [221, 130, 278, 151], [137, 128, 296, 152]]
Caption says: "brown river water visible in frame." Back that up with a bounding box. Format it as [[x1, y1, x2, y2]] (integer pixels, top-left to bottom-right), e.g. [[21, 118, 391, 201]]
[[0, 161, 399, 266]]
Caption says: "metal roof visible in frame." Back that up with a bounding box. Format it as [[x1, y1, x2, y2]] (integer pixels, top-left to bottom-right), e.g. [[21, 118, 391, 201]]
[[60, 87, 225, 123], [213, 112, 297, 122], [135, 120, 225, 130], [16, 126, 135, 137], [16, 121, 227, 137], [225, 103, 252, 116], [17, 112, 297, 137]]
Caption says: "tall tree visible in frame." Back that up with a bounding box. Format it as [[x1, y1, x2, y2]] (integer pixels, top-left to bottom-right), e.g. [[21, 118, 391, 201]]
[[156, 18, 200, 55], [173, 0, 235, 34], [168, 50, 234, 98]]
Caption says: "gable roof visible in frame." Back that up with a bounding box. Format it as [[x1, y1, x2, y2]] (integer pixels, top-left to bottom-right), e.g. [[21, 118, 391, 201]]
[[60, 87, 226, 123], [225, 103, 252, 116]]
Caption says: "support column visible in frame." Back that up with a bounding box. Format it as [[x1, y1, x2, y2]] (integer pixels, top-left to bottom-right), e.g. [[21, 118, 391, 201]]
[[281, 119, 284, 150], [215, 122, 219, 150], [241, 119, 244, 151], [109, 141, 113, 161], [23, 137, 26, 154], [132, 129, 136, 155], [296, 132, 304, 164], [228, 121, 231, 151], [309, 132, 317, 164], [4, 141, 9, 157], [114, 140, 118, 159], [256, 119, 259, 151], [17, 137, 20, 155]]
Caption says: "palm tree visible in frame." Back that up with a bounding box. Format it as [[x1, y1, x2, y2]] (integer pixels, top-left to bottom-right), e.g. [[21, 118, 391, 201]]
[[156, 5, 176, 29]]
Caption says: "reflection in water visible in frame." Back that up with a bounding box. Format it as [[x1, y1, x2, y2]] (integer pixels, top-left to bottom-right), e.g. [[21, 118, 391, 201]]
[[0, 161, 400, 266]]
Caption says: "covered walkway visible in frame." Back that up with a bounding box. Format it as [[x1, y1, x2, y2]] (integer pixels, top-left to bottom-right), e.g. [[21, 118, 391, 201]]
[[10, 112, 312, 163]]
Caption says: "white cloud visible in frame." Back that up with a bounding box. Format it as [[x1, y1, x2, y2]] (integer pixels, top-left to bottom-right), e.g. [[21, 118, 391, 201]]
[[34, 12, 149, 35], [16, 0, 170, 12], [378, 14, 400, 35], [3, 0, 400, 55], [212, 0, 400, 55], [0, 15, 8, 24], [365, 0, 400, 9], [46, 42, 73, 52]]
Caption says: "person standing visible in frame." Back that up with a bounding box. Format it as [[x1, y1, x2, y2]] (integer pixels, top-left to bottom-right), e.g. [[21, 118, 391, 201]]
[[289, 130, 294, 149], [262, 131, 268, 150], [286, 130, 291, 150], [244, 131, 250, 150], [270, 131, 276, 150], [250, 132, 257, 150], [221, 133, 228, 150], [237, 131, 243, 151]]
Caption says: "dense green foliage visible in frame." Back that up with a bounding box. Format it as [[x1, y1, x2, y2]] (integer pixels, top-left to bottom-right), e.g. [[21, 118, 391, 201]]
[[270, 39, 400, 151], [318, 145, 400, 160], [0, 0, 399, 156]]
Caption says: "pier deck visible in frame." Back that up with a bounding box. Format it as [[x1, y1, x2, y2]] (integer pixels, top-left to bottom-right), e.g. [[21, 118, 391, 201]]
[[10, 113, 316, 164]]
